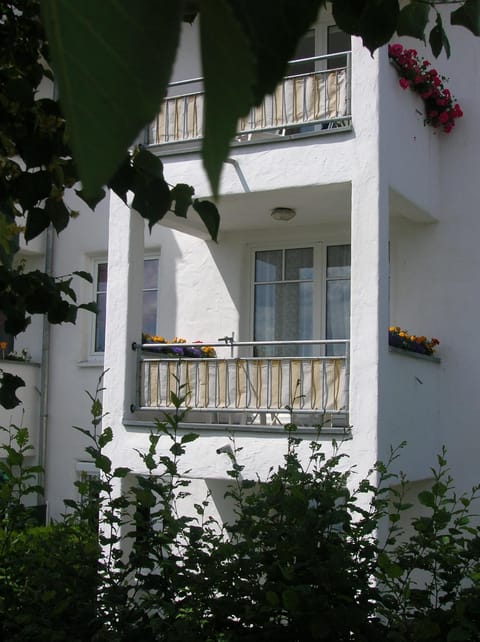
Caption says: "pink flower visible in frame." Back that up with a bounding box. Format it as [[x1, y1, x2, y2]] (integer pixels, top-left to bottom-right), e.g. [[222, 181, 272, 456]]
[[399, 77, 410, 90], [389, 43, 403, 57]]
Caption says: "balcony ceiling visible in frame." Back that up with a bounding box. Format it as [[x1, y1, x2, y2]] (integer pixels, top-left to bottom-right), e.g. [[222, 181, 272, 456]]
[[161, 182, 352, 239]]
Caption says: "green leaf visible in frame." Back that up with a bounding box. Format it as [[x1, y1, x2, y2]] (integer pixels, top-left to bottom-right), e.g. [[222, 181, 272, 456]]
[[24, 207, 50, 242], [98, 426, 113, 449], [334, 0, 399, 53], [418, 490, 435, 508], [14, 170, 52, 210], [73, 270, 93, 283], [40, 0, 183, 197], [94, 453, 112, 474], [451, 0, 480, 36], [45, 197, 70, 234], [397, 1, 430, 41], [200, 0, 255, 196], [75, 188, 106, 210], [78, 302, 98, 315], [108, 155, 136, 203], [0, 372, 25, 409], [448, 628, 472, 642], [429, 13, 451, 58], [133, 147, 164, 179], [181, 432, 199, 445], [113, 467, 131, 478], [131, 174, 172, 231], [171, 184, 195, 218], [192, 199, 220, 241], [282, 588, 300, 611]]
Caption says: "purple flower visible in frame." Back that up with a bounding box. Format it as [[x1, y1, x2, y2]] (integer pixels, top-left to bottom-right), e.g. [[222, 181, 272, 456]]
[[184, 347, 202, 358]]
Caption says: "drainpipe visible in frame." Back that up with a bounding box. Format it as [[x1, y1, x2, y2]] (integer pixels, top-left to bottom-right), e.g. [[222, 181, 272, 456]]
[[37, 224, 54, 508]]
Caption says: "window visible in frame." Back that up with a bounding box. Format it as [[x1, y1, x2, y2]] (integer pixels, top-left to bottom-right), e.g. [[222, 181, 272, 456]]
[[254, 248, 313, 357], [326, 245, 351, 355], [0, 311, 14, 357], [93, 257, 159, 353], [327, 25, 351, 69], [253, 245, 350, 357]]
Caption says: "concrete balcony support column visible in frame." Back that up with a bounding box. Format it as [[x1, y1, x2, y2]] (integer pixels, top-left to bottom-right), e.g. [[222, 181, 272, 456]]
[[102, 195, 145, 436], [349, 41, 390, 479]]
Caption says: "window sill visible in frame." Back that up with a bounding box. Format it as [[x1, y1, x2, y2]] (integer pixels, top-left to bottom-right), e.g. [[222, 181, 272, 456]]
[[77, 358, 105, 368]]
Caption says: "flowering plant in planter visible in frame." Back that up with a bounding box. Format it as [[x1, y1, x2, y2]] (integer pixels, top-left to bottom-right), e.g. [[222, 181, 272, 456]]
[[0, 342, 31, 362], [389, 326, 439, 356], [142, 334, 217, 358], [388, 43, 463, 133]]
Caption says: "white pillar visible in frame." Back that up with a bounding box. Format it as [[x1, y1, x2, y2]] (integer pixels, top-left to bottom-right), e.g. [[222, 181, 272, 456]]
[[102, 194, 145, 442], [349, 40, 390, 479]]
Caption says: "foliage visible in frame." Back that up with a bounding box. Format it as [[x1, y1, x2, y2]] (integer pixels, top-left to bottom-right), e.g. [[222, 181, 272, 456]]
[[388, 43, 463, 133], [389, 326, 440, 356], [0, 0, 219, 409], [0, 422, 100, 640], [40, 0, 480, 199], [2, 377, 479, 640]]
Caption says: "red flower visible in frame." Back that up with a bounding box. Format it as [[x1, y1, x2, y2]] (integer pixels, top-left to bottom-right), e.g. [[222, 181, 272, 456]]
[[389, 43, 403, 57], [438, 111, 449, 124], [399, 77, 410, 90]]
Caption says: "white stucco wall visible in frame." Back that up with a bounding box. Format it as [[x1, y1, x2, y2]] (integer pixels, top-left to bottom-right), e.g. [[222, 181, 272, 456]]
[[23, 12, 480, 521]]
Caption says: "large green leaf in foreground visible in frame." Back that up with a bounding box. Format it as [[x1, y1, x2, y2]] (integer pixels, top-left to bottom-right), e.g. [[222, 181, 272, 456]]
[[40, 0, 183, 197]]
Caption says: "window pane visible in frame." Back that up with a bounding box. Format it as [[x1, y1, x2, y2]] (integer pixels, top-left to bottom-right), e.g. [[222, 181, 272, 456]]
[[95, 292, 107, 352], [327, 245, 351, 278], [255, 250, 282, 282], [254, 282, 313, 357], [285, 247, 313, 281], [326, 279, 350, 355], [97, 263, 108, 290], [143, 291, 157, 336], [144, 258, 159, 290], [327, 25, 351, 69], [288, 29, 315, 76]]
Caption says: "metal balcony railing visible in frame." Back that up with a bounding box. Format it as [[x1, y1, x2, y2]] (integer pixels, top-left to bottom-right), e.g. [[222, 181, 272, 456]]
[[134, 339, 349, 428], [146, 51, 352, 146]]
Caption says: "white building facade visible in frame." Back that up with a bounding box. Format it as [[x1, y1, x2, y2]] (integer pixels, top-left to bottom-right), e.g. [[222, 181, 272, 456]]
[[3, 10, 480, 520]]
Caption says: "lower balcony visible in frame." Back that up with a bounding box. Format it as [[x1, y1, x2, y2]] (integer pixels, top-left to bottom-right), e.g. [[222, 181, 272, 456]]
[[134, 340, 349, 430]]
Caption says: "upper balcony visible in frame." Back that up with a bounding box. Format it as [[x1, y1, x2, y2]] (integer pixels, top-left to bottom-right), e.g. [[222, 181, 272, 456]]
[[145, 52, 352, 153]]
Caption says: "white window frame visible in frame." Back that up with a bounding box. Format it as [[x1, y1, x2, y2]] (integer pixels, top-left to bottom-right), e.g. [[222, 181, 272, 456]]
[[249, 240, 350, 349], [90, 254, 160, 357]]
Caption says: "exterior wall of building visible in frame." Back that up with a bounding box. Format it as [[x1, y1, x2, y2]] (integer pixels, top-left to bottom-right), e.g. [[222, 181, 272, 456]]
[[4, 12, 480, 519]]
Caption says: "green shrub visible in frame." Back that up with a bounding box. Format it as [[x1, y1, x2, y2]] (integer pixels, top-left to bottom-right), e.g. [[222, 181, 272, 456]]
[[1, 377, 480, 641]]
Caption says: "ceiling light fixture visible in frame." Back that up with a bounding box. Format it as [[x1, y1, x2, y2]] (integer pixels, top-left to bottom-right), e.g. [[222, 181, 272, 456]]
[[271, 207, 296, 222]]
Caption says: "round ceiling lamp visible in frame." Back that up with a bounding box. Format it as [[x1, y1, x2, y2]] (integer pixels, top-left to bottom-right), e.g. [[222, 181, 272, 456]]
[[270, 207, 296, 222]]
